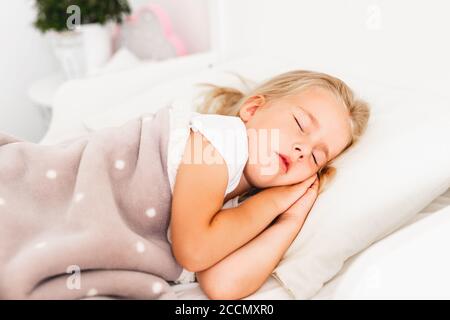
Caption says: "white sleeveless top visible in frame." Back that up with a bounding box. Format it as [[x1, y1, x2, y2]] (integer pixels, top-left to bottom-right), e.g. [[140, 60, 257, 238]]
[[166, 105, 248, 284]]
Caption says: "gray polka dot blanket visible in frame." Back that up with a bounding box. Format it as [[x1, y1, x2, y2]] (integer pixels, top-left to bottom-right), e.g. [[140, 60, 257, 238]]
[[0, 106, 184, 299]]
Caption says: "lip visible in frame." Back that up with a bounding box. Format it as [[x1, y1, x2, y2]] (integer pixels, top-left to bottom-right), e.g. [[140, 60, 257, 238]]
[[277, 153, 290, 174]]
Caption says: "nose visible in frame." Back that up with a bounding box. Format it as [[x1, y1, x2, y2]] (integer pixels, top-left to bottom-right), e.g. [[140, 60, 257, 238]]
[[292, 143, 312, 162]]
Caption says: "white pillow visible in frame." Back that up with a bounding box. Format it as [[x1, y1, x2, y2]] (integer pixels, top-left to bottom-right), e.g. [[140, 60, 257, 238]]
[[272, 84, 450, 299], [83, 55, 450, 300], [312, 204, 450, 299]]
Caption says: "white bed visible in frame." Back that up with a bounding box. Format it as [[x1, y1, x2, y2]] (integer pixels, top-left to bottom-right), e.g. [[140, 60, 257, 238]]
[[39, 0, 450, 299], [39, 52, 450, 299]]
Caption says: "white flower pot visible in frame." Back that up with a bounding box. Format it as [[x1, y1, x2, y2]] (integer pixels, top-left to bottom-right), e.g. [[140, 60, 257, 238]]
[[80, 23, 113, 76], [49, 23, 113, 79], [49, 30, 84, 79]]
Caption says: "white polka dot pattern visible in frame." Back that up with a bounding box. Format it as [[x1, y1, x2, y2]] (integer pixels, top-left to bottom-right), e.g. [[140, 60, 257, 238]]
[[46, 170, 57, 179], [74, 192, 84, 203], [34, 241, 47, 249], [152, 282, 163, 294], [87, 288, 98, 297], [136, 241, 146, 253], [114, 160, 125, 170], [145, 208, 156, 218]]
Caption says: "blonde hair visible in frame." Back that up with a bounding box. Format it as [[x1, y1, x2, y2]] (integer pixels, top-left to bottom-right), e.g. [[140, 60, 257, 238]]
[[194, 70, 370, 199]]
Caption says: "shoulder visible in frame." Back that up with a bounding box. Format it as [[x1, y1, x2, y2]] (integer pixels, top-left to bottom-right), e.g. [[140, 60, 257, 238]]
[[172, 129, 229, 222], [181, 129, 227, 167], [189, 113, 248, 155], [189, 113, 249, 192], [189, 113, 246, 147], [190, 112, 246, 132], [168, 107, 248, 198]]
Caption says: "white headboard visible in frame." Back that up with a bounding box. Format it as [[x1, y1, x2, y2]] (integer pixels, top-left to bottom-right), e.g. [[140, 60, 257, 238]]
[[209, 0, 450, 97]]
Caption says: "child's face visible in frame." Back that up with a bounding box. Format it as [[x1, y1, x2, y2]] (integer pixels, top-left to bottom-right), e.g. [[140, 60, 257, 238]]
[[239, 86, 352, 188]]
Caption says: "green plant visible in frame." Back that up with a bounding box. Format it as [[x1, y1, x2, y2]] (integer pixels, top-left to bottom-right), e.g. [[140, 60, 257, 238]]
[[34, 0, 131, 33]]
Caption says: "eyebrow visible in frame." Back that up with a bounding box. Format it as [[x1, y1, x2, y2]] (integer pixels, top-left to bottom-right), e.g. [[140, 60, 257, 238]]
[[299, 106, 330, 161]]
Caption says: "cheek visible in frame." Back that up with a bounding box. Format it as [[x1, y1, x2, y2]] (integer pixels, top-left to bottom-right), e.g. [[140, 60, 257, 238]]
[[247, 130, 279, 167], [244, 158, 279, 188], [286, 164, 317, 184], [244, 164, 269, 188], [249, 124, 285, 154]]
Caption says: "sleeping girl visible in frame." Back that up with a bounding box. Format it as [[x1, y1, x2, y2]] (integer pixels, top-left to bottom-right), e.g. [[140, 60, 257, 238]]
[[166, 70, 370, 299], [0, 69, 369, 300]]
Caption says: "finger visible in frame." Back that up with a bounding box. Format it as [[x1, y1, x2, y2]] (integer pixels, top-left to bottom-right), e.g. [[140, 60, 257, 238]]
[[293, 175, 317, 194], [310, 178, 319, 190], [293, 175, 317, 190], [284, 176, 317, 208], [303, 183, 319, 200], [284, 187, 319, 222], [306, 174, 318, 185], [273, 175, 318, 213], [275, 177, 314, 212], [289, 185, 319, 212]]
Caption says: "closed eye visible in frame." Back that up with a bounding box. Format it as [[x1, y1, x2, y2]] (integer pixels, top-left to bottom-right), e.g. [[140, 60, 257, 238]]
[[294, 115, 319, 166], [312, 153, 318, 166], [293, 116, 303, 132]]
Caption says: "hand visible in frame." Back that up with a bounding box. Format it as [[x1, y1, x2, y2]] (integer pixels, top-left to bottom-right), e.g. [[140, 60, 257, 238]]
[[276, 177, 319, 225], [271, 174, 318, 214]]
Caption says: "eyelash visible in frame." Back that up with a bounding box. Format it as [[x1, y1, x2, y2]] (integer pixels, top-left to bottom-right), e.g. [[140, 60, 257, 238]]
[[294, 115, 318, 166], [293, 116, 303, 132]]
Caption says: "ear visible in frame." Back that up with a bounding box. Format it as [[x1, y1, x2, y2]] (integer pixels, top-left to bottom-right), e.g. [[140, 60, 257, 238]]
[[239, 95, 266, 122]]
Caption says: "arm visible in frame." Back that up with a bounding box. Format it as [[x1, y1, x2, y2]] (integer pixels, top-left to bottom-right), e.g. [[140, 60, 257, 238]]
[[197, 179, 319, 300], [171, 130, 317, 272]]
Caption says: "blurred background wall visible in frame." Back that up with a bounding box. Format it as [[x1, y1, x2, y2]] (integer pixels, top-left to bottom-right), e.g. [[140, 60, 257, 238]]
[[219, 0, 450, 96], [0, 0, 59, 141], [1, 0, 449, 142], [0, 0, 210, 142]]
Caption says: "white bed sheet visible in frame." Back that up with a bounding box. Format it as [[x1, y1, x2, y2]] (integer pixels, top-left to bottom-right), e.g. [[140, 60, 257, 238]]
[[172, 275, 293, 300]]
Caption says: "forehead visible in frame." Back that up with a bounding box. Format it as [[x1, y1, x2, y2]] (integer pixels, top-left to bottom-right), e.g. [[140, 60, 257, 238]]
[[280, 86, 345, 112]]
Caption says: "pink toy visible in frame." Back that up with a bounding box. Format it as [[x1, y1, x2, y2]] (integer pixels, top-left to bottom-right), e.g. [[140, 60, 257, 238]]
[[113, 2, 187, 60]]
